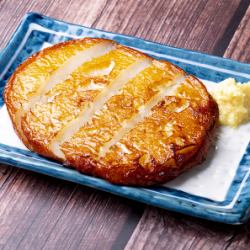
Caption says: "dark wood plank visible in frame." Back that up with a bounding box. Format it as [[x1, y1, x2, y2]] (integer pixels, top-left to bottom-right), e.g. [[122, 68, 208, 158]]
[[212, 0, 250, 57], [226, 224, 250, 250], [0, 1, 143, 247], [224, 5, 250, 63], [125, 208, 240, 250], [0, 167, 144, 250], [0, 0, 249, 249], [0, 0, 243, 53], [0, 1, 145, 248], [125, 207, 250, 250], [0, 0, 108, 49], [220, 10, 250, 248], [0, 165, 14, 189], [89, 0, 243, 53], [124, 4, 250, 249]]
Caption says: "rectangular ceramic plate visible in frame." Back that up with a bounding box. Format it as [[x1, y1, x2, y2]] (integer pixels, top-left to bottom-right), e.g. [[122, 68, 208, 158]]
[[0, 13, 250, 224]]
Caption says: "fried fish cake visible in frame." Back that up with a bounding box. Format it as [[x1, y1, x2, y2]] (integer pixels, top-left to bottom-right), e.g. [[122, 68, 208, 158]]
[[4, 38, 218, 185]]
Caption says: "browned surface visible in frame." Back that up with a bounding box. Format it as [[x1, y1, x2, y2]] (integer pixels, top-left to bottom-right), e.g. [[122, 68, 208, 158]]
[[0, 0, 249, 249], [5, 37, 218, 186]]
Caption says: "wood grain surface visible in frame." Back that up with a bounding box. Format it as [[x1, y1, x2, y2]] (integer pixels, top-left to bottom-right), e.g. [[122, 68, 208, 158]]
[[225, 4, 250, 62], [0, 0, 249, 250]]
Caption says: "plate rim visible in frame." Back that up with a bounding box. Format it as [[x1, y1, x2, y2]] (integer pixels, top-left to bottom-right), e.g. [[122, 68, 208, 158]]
[[0, 12, 250, 224]]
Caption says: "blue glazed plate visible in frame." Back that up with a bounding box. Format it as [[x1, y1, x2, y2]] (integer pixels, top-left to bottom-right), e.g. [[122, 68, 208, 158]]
[[0, 12, 250, 224]]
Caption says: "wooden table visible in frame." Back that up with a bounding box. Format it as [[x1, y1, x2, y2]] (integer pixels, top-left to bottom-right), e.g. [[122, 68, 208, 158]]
[[0, 0, 250, 249]]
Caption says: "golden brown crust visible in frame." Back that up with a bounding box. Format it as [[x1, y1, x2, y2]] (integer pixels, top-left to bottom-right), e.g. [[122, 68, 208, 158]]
[[4, 38, 116, 114], [4, 37, 218, 186], [65, 91, 218, 186]]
